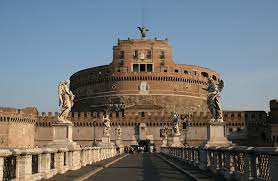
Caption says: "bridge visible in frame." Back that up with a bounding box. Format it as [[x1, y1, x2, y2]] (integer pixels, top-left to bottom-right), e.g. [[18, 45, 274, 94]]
[[1, 145, 278, 181]]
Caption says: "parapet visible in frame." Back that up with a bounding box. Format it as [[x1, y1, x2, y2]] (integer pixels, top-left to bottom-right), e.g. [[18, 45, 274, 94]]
[[0, 107, 38, 124]]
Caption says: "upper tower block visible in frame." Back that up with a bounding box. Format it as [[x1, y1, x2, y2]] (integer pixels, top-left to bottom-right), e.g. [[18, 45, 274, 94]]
[[111, 38, 175, 73]]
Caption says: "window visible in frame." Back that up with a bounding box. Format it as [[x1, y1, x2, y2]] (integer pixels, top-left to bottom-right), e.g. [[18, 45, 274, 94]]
[[164, 69, 167, 72], [175, 69, 179, 73], [140, 64, 146, 72], [160, 60, 165, 65], [201, 72, 209, 78], [146, 50, 152, 59], [184, 70, 189, 74], [212, 75, 217, 80], [147, 64, 153, 72], [119, 60, 124, 65], [141, 112, 145, 117], [160, 51, 165, 59], [118, 51, 124, 59], [133, 50, 138, 59], [133, 64, 139, 72]]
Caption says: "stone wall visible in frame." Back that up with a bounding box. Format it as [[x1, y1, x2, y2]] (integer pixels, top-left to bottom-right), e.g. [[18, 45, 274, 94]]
[[0, 107, 37, 148], [35, 110, 272, 148]]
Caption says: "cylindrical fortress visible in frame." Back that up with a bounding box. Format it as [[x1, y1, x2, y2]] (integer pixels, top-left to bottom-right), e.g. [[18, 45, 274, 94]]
[[70, 38, 220, 113]]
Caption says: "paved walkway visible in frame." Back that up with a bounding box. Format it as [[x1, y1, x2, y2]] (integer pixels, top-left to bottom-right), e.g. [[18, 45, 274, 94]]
[[85, 153, 194, 181], [43, 155, 125, 181], [44, 153, 227, 181]]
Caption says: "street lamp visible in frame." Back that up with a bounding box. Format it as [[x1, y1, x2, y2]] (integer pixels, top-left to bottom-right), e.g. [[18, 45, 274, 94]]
[[92, 117, 97, 147]]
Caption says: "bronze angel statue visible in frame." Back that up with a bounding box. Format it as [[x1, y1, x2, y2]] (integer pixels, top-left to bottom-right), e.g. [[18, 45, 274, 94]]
[[205, 78, 224, 122], [58, 80, 75, 123], [137, 26, 149, 38]]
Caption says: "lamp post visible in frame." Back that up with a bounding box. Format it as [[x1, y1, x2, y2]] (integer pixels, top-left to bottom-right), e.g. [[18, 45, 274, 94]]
[[92, 117, 97, 147]]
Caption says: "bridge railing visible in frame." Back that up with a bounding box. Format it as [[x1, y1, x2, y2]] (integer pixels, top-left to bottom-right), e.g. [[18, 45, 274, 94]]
[[0, 146, 123, 181], [161, 146, 278, 181]]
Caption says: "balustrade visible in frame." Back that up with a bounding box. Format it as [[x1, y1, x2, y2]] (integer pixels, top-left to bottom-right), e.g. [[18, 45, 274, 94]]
[[0, 146, 122, 181], [161, 146, 278, 181]]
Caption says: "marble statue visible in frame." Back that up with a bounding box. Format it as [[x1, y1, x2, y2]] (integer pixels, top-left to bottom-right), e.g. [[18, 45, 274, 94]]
[[170, 111, 180, 136], [205, 78, 224, 122], [137, 26, 149, 38], [115, 126, 122, 139], [58, 80, 75, 123], [162, 125, 168, 139], [103, 115, 111, 136]]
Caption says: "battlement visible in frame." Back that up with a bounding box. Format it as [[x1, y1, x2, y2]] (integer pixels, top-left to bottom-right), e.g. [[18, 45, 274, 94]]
[[0, 107, 38, 124], [37, 110, 267, 126]]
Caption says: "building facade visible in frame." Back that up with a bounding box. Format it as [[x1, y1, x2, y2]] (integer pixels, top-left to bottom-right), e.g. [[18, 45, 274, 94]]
[[33, 34, 272, 150]]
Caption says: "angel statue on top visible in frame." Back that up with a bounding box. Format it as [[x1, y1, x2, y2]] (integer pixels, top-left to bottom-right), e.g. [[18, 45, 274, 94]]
[[58, 80, 75, 123], [170, 111, 180, 136], [205, 78, 224, 123]]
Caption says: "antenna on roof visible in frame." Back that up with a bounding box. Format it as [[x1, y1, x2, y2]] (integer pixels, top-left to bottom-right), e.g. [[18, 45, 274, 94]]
[[137, 1, 149, 39]]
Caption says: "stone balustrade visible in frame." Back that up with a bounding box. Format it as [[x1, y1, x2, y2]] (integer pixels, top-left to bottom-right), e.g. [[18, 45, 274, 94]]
[[161, 146, 278, 181], [0, 146, 123, 181]]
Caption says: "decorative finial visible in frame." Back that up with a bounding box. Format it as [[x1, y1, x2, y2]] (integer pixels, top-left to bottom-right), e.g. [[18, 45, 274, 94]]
[[137, 26, 149, 39]]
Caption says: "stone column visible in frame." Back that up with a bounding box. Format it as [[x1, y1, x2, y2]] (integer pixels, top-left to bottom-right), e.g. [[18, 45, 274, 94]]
[[16, 154, 32, 180], [0, 149, 12, 181], [0, 157, 4, 181], [268, 148, 278, 180], [40, 153, 51, 179], [56, 148, 68, 174], [71, 149, 81, 170]]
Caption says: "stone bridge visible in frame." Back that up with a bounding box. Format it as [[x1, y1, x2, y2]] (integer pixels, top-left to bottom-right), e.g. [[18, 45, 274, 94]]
[[1, 145, 278, 181]]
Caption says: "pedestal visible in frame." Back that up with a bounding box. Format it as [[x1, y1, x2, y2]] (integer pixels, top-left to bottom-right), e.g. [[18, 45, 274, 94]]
[[99, 135, 113, 147], [48, 122, 78, 149], [115, 139, 122, 146], [170, 135, 183, 147], [161, 138, 168, 147], [205, 122, 232, 147]]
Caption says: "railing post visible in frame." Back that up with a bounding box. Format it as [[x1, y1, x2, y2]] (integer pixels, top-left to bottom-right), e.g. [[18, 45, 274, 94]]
[[268, 148, 278, 180], [242, 147, 254, 181], [198, 146, 208, 170], [16, 152, 32, 180], [0, 157, 3, 181]]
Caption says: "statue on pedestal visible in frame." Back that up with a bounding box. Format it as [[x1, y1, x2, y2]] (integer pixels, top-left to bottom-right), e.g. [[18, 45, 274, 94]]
[[103, 115, 111, 136], [58, 80, 75, 123], [162, 125, 168, 139], [170, 111, 180, 136], [205, 78, 224, 123], [115, 126, 122, 140]]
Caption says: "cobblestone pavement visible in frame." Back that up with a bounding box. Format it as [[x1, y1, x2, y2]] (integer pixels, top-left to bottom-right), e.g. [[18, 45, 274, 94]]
[[85, 153, 194, 181]]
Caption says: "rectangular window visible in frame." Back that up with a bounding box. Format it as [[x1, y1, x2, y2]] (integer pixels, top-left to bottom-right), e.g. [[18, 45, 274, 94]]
[[133, 50, 138, 59], [119, 60, 124, 65], [118, 51, 124, 59], [146, 50, 152, 59], [160, 51, 165, 59], [147, 64, 153, 72], [140, 64, 146, 72], [133, 64, 139, 72]]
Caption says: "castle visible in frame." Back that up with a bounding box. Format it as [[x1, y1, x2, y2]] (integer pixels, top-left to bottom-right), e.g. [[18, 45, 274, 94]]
[[0, 29, 276, 150]]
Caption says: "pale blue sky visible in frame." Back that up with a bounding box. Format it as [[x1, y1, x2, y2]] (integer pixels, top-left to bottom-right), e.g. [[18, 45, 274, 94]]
[[0, 0, 277, 112]]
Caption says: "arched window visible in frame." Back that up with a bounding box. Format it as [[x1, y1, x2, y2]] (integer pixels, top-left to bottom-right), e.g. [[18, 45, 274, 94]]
[[201, 72, 209, 78]]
